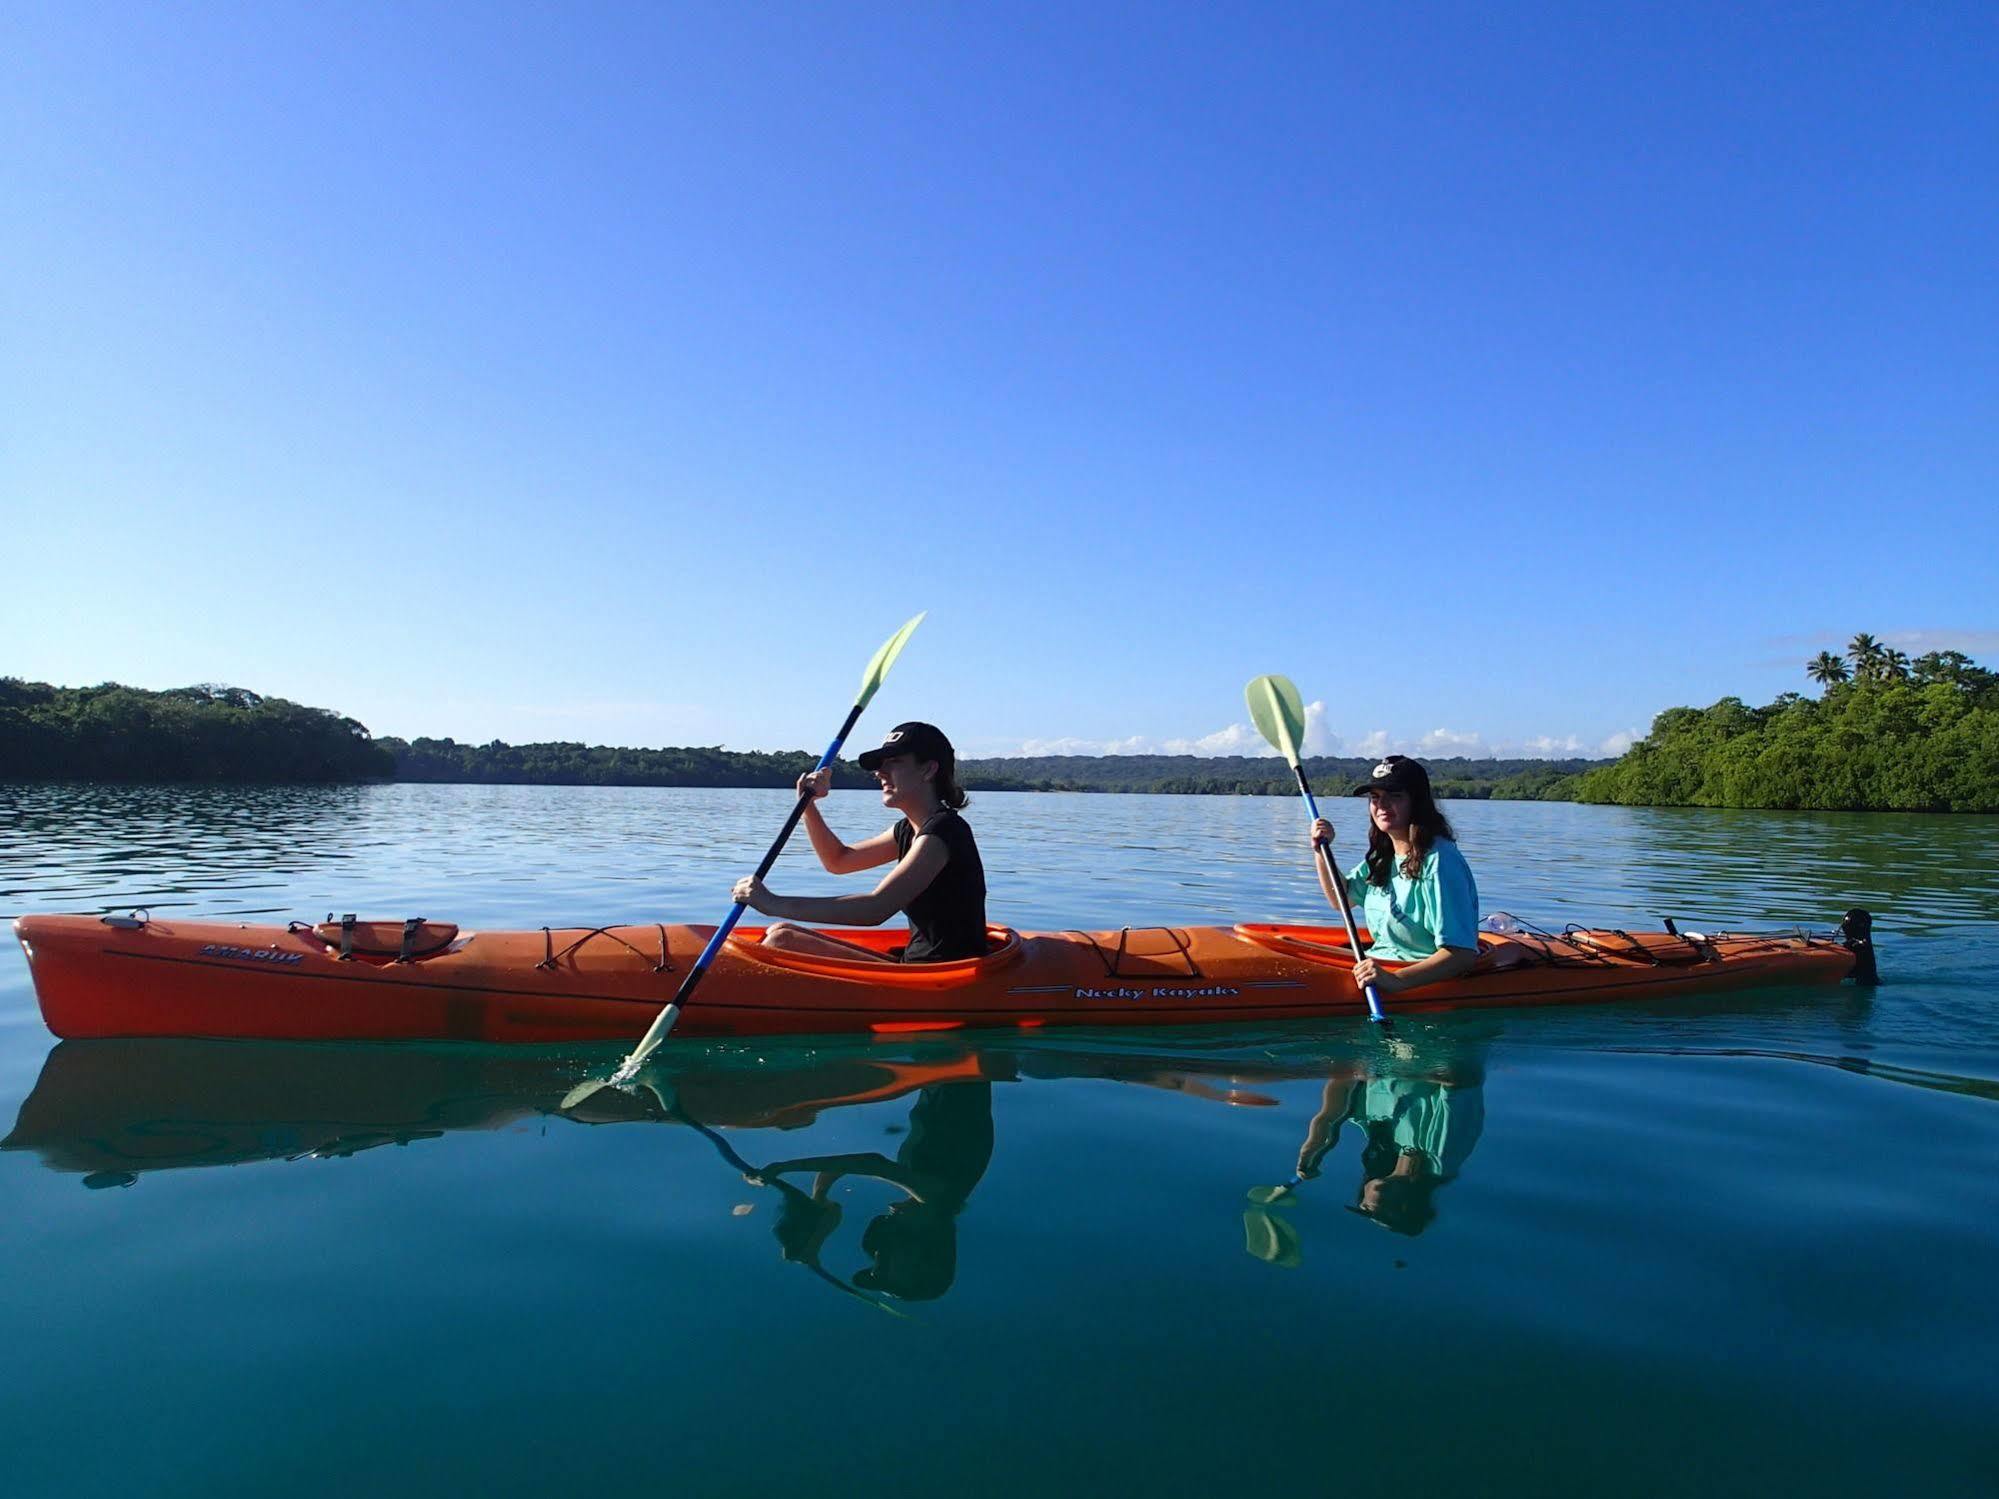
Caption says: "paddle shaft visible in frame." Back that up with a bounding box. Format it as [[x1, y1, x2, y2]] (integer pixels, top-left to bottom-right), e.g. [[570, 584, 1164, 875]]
[[1288, 765, 1388, 1023], [623, 702, 866, 1067]]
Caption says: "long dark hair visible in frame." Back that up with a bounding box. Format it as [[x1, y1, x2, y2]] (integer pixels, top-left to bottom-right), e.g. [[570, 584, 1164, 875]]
[[1363, 761, 1454, 886]]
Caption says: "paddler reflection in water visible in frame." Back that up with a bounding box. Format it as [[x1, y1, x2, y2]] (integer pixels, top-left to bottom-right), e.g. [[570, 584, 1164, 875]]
[[1297, 1060, 1484, 1236], [1309, 755, 1481, 997], [732, 722, 989, 963], [748, 1080, 995, 1302], [1246, 1042, 1486, 1263]]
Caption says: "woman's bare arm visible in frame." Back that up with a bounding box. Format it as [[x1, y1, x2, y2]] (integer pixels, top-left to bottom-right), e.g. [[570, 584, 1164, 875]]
[[803, 809, 902, 876], [737, 832, 949, 927], [792, 769, 901, 875]]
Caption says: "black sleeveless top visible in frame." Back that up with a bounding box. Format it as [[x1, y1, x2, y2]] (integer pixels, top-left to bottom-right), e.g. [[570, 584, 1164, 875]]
[[891, 809, 988, 962]]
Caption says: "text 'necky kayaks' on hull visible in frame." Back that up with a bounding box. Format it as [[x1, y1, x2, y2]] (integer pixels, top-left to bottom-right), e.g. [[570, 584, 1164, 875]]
[[11, 908, 1873, 1044]]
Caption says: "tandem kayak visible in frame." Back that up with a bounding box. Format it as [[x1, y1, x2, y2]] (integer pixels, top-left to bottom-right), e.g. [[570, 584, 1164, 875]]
[[11, 908, 1875, 1043]]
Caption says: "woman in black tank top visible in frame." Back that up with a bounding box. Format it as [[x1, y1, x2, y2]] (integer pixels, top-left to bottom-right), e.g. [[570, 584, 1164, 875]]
[[733, 721, 989, 963]]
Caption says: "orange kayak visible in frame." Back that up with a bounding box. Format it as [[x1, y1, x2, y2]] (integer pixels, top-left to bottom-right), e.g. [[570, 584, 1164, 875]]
[[12, 909, 1872, 1043]]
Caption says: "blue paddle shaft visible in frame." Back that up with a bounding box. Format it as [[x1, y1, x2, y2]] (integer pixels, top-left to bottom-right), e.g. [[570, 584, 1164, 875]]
[[1290, 765, 1387, 1023], [682, 706, 864, 984]]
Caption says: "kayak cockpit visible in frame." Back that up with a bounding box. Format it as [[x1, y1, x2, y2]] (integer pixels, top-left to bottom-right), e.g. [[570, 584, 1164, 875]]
[[1233, 922, 1366, 963], [725, 924, 1024, 985]]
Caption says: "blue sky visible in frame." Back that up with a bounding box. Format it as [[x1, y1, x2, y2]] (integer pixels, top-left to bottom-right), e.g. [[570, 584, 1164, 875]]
[[5, 3, 1994, 760]]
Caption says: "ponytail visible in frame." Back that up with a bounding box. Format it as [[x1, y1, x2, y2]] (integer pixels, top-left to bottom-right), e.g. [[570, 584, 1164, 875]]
[[934, 757, 969, 810]]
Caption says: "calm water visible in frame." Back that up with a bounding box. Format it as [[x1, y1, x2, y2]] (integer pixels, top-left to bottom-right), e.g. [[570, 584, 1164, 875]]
[[3, 784, 1996, 1497]]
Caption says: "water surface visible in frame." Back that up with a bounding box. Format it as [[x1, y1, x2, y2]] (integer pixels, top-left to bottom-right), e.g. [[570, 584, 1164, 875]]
[[3, 785, 1995, 1496]]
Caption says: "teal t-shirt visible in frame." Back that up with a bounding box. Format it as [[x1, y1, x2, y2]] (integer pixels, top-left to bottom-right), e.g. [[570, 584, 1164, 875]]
[[1344, 839, 1479, 962], [1350, 1076, 1485, 1181]]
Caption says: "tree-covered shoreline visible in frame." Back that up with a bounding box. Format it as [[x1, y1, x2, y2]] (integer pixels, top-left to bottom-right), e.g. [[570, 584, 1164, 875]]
[[1564, 638, 1999, 812], [11, 639, 1994, 811], [1, 677, 1593, 797], [0, 680, 394, 783], [394, 737, 1591, 797], [953, 753, 1592, 799]]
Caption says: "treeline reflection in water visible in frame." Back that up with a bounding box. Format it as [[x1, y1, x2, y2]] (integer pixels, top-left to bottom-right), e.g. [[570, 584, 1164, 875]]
[[13, 1012, 1987, 1308]]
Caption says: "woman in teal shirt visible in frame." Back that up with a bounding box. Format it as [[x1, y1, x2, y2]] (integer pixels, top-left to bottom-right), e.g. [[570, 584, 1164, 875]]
[[1308, 755, 1481, 997]]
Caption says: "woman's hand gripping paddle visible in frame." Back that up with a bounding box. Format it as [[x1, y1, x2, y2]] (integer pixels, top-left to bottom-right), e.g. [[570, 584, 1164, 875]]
[[561, 614, 926, 1111], [1245, 674, 1388, 1024]]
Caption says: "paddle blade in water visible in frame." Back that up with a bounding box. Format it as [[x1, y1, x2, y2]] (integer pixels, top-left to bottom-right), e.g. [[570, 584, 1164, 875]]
[[1245, 674, 1308, 766], [856, 613, 926, 710], [560, 1076, 616, 1112], [1246, 1181, 1298, 1205], [1243, 1206, 1303, 1268]]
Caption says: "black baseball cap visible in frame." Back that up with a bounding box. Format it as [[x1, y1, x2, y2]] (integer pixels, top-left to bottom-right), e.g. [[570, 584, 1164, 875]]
[[1351, 755, 1431, 797], [857, 721, 955, 772]]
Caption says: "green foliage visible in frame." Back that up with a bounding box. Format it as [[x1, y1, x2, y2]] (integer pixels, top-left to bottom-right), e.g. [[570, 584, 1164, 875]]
[[0, 679, 1605, 795], [0, 678, 393, 782], [1576, 641, 1999, 812]]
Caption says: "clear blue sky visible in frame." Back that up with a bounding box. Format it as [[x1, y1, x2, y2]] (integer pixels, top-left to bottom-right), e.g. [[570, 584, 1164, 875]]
[[5, 3, 1994, 760]]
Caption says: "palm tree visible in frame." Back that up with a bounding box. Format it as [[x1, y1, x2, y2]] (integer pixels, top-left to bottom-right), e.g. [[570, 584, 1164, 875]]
[[1807, 651, 1850, 687], [1848, 632, 1885, 682], [1913, 649, 1973, 686], [1882, 647, 1911, 681]]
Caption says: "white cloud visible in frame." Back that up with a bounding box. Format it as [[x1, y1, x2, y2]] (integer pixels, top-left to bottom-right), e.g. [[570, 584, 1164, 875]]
[[1161, 722, 1263, 755], [981, 709, 1631, 762], [1301, 700, 1334, 755], [992, 700, 1338, 759], [1349, 728, 1622, 761], [1158, 699, 1337, 756], [1418, 727, 1486, 756]]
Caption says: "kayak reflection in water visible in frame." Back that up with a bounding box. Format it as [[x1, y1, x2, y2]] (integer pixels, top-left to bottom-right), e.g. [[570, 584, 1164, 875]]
[[732, 721, 989, 963], [1309, 755, 1481, 997], [748, 1080, 995, 1302]]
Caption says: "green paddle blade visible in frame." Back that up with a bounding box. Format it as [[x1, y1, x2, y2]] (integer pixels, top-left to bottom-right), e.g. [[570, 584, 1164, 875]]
[[1245, 674, 1308, 766], [857, 613, 926, 710], [1243, 1206, 1304, 1268]]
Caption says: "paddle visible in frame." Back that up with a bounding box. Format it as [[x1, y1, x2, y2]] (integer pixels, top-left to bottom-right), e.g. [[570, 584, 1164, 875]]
[[1245, 674, 1388, 1024], [1246, 1119, 1340, 1204], [1247, 1176, 1306, 1206], [561, 613, 925, 1110], [1242, 1205, 1303, 1268]]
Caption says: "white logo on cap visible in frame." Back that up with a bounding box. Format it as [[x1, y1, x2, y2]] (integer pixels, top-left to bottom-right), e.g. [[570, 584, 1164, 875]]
[[886, 731, 903, 744], [1372, 762, 1391, 779]]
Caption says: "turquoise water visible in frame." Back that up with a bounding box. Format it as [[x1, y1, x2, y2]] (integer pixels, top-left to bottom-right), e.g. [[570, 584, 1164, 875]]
[[3, 785, 1996, 1496]]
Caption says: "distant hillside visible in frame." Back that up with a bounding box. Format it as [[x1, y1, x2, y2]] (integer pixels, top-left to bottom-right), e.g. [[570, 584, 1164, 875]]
[[957, 753, 1600, 799], [0, 678, 1603, 795], [386, 740, 1599, 798]]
